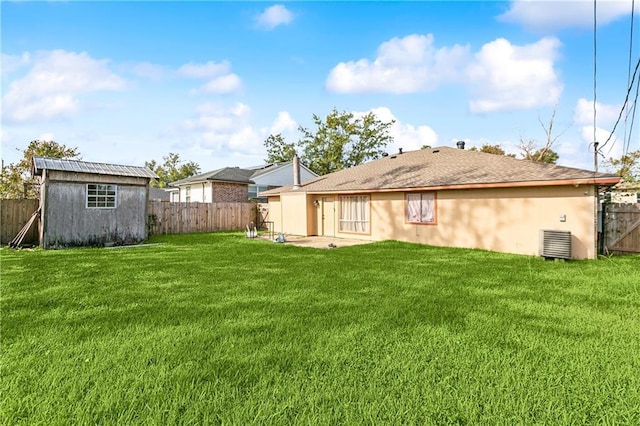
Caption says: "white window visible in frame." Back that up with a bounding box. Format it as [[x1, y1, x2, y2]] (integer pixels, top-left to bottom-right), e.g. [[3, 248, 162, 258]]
[[87, 184, 117, 208], [406, 193, 436, 224], [339, 195, 370, 233], [185, 186, 191, 202], [248, 185, 270, 198]]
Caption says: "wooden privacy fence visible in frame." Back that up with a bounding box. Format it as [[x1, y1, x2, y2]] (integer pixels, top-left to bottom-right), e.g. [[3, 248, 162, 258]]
[[1, 199, 39, 245], [604, 203, 640, 254], [147, 201, 257, 235]]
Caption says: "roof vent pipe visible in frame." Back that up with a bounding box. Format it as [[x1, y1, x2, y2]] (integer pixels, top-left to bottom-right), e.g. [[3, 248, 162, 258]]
[[399, 148, 403, 154], [293, 154, 301, 189], [456, 141, 466, 149]]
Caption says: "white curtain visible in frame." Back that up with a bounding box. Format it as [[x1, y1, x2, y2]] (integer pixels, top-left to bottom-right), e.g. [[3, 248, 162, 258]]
[[406, 193, 434, 223], [339, 195, 370, 233]]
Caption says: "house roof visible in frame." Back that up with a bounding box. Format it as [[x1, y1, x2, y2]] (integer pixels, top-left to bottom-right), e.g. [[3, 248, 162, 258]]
[[33, 156, 158, 179], [149, 187, 171, 201], [169, 167, 255, 186], [169, 161, 318, 187], [250, 161, 318, 180], [262, 147, 620, 195], [250, 162, 292, 179]]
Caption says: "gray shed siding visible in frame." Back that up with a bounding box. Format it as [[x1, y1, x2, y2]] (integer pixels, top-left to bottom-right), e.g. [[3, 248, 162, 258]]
[[41, 171, 150, 248]]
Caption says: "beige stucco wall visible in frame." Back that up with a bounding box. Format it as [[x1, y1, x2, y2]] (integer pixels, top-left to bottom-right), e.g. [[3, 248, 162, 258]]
[[364, 186, 596, 259], [270, 185, 598, 259], [277, 192, 309, 236], [267, 196, 282, 232]]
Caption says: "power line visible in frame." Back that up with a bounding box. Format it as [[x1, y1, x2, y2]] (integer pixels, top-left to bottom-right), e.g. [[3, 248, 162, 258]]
[[593, 0, 598, 161], [623, 0, 637, 156], [599, 55, 640, 154], [593, 0, 599, 171]]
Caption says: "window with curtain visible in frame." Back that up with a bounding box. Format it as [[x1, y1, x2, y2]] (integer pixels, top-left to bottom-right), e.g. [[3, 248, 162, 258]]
[[406, 192, 436, 224], [339, 195, 370, 233]]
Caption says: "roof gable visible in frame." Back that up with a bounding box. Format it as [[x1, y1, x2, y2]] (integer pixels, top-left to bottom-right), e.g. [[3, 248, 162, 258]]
[[33, 156, 158, 179], [250, 161, 318, 180], [263, 147, 620, 195]]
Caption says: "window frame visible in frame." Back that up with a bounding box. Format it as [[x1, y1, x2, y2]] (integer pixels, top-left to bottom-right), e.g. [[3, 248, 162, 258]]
[[338, 194, 371, 235], [86, 184, 117, 209], [185, 186, 191, 202], [405, 192, 437, 225]]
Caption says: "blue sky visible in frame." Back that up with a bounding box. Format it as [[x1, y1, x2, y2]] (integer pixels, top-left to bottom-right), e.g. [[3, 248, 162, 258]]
[[1, 1, 638, 173]]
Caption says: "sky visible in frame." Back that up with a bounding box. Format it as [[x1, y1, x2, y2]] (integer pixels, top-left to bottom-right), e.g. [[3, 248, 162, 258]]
[[1, 0, 639, 174]]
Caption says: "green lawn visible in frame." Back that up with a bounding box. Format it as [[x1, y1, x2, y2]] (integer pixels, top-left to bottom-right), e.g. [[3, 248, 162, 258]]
[[1, 233, 639, 425]]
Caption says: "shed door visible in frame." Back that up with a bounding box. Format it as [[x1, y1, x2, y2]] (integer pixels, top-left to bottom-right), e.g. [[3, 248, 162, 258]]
[[322, 197, 335, 237]]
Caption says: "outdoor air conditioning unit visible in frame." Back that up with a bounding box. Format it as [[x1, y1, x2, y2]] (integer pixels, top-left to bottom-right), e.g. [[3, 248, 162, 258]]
[[539, 230, 572, 260]]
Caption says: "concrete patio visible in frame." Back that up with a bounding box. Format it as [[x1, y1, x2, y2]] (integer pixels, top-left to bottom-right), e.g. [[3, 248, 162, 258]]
[[257, 234, 374, 249]]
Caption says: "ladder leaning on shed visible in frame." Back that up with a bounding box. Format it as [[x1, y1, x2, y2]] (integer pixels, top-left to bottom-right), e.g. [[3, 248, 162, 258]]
[[8, 208, 40, 249]]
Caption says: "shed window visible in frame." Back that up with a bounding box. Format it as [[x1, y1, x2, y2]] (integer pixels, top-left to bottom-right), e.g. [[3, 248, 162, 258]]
[[87, 184, 117, 208], [406, 193, 435, 224], [339, 195, 370, 233]]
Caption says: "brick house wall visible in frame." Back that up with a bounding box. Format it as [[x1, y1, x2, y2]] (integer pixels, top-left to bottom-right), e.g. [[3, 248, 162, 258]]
[[212, 182, 249, 202]]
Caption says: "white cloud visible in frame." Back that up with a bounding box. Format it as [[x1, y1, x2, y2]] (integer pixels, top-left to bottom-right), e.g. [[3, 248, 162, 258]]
[[574, 98, 621, 126], [326, 34, 562, 113], [270, 111, 297, 134], [182, 102, 263, 155], [178, 61, 231, 78], [497, 0, 635, 32], [326, 34, 470, 94], [2, 50, 125, 123], [1, 52, 31, 80], [255, 4, 294, 30], [199, 74, 242, 94], [178, 60, 242, 94], [355, 107, 438, 153], [466, 37, 562, 113], [128, 62, 171, 81]]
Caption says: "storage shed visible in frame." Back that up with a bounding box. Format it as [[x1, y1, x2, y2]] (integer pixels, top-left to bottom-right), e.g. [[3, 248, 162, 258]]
[[33, 156, 158, 248]]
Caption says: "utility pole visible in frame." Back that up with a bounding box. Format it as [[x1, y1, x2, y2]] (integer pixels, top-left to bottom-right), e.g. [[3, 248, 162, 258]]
[[594, 141, 599, 172]]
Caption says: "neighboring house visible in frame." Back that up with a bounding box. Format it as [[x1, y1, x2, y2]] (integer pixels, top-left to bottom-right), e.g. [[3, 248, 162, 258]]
[[33, 156, 158, 248], [246, 161, 318, 199], [168, 167, 255, 203], [168, 161, 317, 202], [262, 145, 620, 260]]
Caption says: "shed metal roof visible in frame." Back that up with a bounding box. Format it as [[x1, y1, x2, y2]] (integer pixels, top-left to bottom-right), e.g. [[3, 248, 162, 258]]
[[33, 156, 158, 179]]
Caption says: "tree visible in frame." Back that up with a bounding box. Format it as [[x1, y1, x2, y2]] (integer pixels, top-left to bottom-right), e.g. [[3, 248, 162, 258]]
[[518, 107, 566, 164], [468, 143, 516, 157], [145, 153, 200, 188], [264, 133, 296, 164], [519, 140, 560, 164], [0, 140, 80, 199], [263, 108, 395, 175], [606, 148, 640, 185]]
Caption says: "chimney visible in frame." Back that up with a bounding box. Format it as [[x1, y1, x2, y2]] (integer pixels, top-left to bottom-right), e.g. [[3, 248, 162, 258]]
[[292, 154, 301, 189], [456, 140, 466, 149]]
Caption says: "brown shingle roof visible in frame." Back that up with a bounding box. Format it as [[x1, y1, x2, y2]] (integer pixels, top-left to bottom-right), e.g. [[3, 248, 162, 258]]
[[262, 147, 620, 195]]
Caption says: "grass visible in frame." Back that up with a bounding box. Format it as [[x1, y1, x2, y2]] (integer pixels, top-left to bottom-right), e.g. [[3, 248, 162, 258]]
[[1, 233, 639, 425]]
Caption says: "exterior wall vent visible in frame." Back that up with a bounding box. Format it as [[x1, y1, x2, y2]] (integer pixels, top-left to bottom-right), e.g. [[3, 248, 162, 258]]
[[539, 229, 572, 259]]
